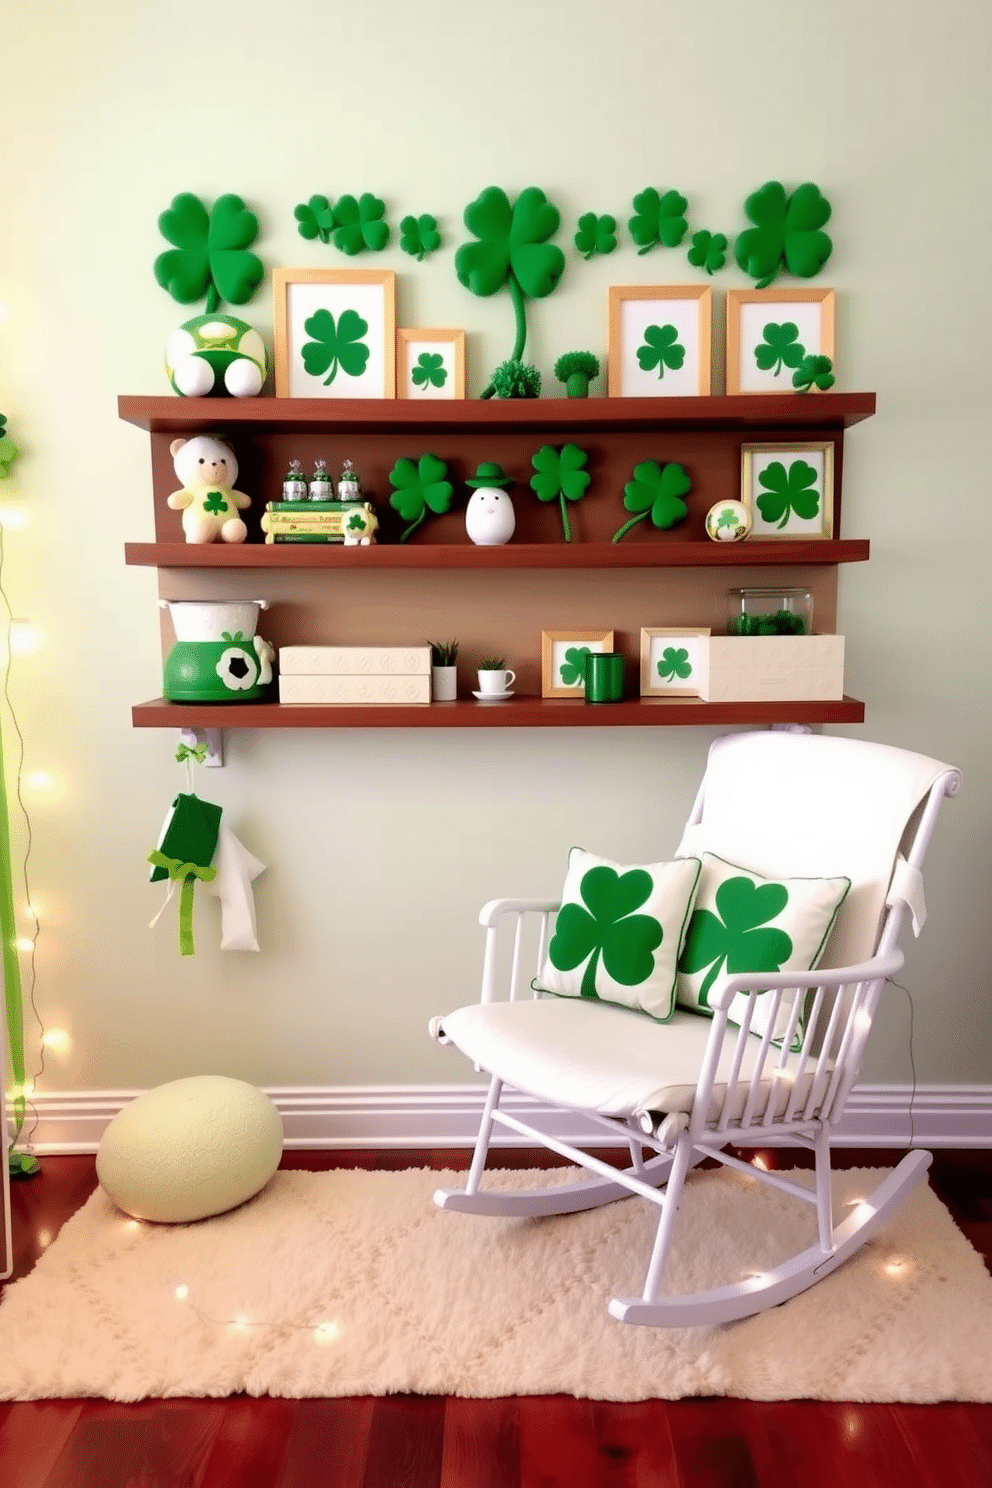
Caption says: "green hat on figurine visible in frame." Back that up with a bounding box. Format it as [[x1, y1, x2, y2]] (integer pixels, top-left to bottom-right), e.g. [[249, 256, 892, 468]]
[[466, 461, 513, 488]]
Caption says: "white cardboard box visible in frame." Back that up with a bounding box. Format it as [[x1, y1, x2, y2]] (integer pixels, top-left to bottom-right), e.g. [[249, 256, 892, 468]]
[[279, 673, 431, 705], [278, 646, 431, 676], [699, 635, 845, 703]]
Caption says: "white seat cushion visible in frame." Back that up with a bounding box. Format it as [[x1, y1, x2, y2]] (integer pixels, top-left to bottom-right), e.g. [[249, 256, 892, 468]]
[[438, 999, 826, 1123]]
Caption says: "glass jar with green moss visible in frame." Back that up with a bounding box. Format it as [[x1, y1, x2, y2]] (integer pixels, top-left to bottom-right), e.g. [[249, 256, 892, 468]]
[[727, 587, 812, 637]]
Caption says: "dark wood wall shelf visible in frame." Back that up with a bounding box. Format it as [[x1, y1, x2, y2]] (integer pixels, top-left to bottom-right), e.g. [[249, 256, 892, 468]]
[[121, 391, 875, 732], [133, 696, 867, 730]]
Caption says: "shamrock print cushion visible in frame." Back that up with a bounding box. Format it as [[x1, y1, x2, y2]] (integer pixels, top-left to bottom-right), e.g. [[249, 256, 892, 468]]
[[534, 849, 702, 1021], [676, 853, 850, 1045]]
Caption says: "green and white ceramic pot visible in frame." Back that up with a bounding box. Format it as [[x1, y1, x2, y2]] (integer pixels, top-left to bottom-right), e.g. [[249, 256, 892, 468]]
[[161, 601, 273, 703]]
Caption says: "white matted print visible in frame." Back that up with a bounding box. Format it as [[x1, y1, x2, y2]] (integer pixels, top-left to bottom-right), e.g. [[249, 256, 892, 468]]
[[741, 442, 834, 540], [640, 628, 709, 698], [726, 288, 834, 396], [273, 268, 396, 399], [542, 630, 614, 699], [397, 328, 465, 400], [608, 285, 711, 397]]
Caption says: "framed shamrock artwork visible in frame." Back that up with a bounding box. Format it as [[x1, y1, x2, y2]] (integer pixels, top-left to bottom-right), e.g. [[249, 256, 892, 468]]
[[541, 630, 614, 699], [741, 442, 835, 540], [396, 328, 466, 400], [273, 268, 396, 399], [640, 627, 710, 698], [607, 285, 712, 398], [725, 288, 834, 396]]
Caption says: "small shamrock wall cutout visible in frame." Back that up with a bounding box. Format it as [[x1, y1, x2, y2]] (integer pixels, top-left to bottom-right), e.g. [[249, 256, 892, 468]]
[[755, 459, 820, 529], [793, 354, 835, 392], [628, 188, 689, 254], [411, 352, 448, 391], [400, 213, 442, 260], [559, 646, 592, 688], [549, 865, 664, 1001], [574, 212, 617, 259], [388, 453, 454, 542], [658, 647, 692, 684], [155, 193, 264, 312], [300, 308, 370, 386], [755, 322, 806, 377], [686, 230, 728, 275], [735, 180, 833, 288], [293, 193, 390, 254], [294, 194, 335, 243], [529, 443, 591, 542], [613, 460, 692, 542], [637, 324, 686, 379]]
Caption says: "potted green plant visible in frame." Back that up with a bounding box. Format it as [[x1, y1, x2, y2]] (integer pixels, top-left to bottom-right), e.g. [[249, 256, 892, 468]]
[[430, 639, 459, 702], [553, 351, 600, 398], [476, 655, 516, 699]]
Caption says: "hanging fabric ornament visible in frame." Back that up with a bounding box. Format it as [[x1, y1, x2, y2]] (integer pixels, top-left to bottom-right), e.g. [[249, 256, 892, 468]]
[[148, 793, 221, 956]]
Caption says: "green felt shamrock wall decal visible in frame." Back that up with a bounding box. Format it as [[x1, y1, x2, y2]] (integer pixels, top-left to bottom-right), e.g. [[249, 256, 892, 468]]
[[628, 188, 689, 255], [155, 193, 264, 312], [658, 647, 692, 683], [400, 213, 442, 260], [755, 459, 820, 529], [793, 354, 836, 392], [574, 212, 617, 259], [735, 181, 833, 289], [559, 646, 592, 687], [529, 443, 591, 542], [411, 352, 448, 391], [549, 866, 664, 1001], [456, 185, 565, 394], [612, 460, 692, 543], [332, 193, 389, 254], [294, 194, 335, 244], [300, 308, 370, 386], [686, 229, 728, 274], [678, 876, 793, 1006], [637, 324, 686, 379], [388, 453, 454, 542], [755, 322, 806, 377]]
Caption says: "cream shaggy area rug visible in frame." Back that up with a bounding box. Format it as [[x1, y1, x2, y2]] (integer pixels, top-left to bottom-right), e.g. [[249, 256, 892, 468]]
[[1, 1164, 991, 1403]]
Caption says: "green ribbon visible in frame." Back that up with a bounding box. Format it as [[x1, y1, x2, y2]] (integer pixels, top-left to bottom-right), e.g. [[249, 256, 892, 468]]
[[147, 851, 217, 957], [0, 692, 27, 1153]]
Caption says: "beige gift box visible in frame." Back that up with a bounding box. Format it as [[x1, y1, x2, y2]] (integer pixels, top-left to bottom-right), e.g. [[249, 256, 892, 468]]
[[699, 635, 845, 703]]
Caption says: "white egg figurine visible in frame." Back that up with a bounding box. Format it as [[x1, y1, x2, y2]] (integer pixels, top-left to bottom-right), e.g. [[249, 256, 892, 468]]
[[465, 487, 516, 546]]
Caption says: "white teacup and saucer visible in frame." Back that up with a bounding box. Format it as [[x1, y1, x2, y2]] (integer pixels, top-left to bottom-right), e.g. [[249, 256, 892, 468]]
[[474, 667, 516, 701]]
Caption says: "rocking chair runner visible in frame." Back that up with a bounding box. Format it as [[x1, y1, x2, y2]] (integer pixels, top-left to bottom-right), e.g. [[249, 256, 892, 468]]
[[430, 731, 961, 1327]]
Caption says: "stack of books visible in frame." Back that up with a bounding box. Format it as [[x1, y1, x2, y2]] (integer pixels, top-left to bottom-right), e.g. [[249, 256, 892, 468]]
[[278, 646, 432, 705], [261, 501, 376, 543]]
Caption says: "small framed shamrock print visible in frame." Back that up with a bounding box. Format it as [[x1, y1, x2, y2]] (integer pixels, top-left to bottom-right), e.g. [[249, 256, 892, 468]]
[[725, 288, 834, 396], [273, 267, 396, 399], [542, 630, 614, 699], [397, 328, 466, 400], [741, 442, 835, 540], [608, 285, 712, 398], [640, 627, 709, 698]]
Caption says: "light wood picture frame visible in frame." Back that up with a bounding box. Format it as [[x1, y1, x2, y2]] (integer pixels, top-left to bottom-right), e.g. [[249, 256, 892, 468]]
[[541, 630, 614, 698], [640, 627, 710, 698], [273, 268, 396, 399], [608, 285, 712, 398], [726, 288, 835, 396], [741, 442, 835, 540], [396, 328, 466, 400]]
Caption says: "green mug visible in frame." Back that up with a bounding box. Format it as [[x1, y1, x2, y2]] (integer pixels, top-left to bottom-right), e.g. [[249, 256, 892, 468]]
[[584, 652, 625, 703]]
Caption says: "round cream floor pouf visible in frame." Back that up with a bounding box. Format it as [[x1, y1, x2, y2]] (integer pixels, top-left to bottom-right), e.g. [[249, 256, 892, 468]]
[[96, 1075, 284, 1223]]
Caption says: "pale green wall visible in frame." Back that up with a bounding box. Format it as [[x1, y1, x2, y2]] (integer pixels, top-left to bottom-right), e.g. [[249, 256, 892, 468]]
[[0, 0, 988, 1095]]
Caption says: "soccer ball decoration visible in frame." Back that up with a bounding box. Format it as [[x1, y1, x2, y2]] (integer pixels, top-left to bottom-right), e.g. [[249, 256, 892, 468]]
[[705, 499, 752, 543], [165, 315, 267, 398]]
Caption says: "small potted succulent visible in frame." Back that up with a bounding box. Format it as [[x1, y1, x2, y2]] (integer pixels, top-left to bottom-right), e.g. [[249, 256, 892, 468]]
[[430, 639, 459, 702], [476, 654, 516, 698], [553, 350, 600, 398]]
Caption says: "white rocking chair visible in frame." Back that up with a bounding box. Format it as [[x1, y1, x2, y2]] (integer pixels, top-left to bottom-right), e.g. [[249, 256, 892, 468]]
[[430, 731, 961, 1327]]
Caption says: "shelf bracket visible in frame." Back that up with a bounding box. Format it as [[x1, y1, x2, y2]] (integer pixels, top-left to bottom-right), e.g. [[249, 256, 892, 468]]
[[178, 728, 224, 768]]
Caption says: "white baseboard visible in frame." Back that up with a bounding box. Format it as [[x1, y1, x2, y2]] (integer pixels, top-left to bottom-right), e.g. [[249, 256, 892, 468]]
[[15, 1082, 992, 1155]]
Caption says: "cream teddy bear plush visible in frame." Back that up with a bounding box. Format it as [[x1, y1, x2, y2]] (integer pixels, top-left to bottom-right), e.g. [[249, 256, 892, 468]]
[[168, 435, 250, 544]]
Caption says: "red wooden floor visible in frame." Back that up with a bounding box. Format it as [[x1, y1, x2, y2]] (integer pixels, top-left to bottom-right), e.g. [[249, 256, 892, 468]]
[[1, 1147, 990, 1488]]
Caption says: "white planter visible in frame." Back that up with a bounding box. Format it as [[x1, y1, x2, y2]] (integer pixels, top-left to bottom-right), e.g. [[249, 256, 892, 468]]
[[699, 635, 845, 703], [432, 665, 458, 702], [161, 599, 268, 642]]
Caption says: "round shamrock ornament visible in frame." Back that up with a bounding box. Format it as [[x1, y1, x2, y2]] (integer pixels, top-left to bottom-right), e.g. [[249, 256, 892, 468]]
[[705, 500, 752, 543]]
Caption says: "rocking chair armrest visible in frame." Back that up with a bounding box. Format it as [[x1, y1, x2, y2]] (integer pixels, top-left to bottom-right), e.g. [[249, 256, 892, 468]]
[[707, 947, 906, 1011], [478, 897, 562, 928]]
